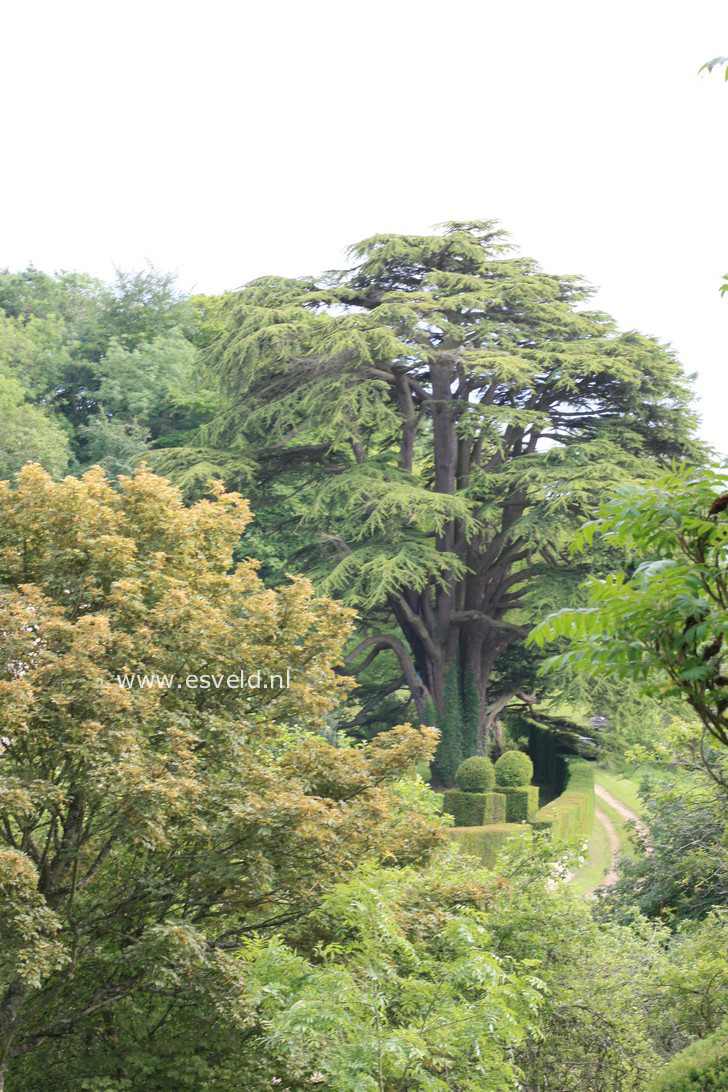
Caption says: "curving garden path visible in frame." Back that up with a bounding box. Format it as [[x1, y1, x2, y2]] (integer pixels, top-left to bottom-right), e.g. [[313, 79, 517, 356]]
[[595, 784, 649, 842], [590, 784, 648, 891]]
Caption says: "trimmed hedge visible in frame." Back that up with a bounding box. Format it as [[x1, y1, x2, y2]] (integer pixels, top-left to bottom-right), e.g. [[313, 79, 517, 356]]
[[528, 758, 594, 841], [442, 789, 506, 826], [648, 1021, 728, 1090], [455, 755, 495, 792], [499, 784, 539, 822], [495, 750, 533, 787], [442, 790, 486, 826], [521, 714, 568, 790], [486, 791, 506, 823], [449, 823, 525, 868]]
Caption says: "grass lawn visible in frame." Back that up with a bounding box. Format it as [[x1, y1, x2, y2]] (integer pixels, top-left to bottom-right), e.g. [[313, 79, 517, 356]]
[[570, 815, 612, 897], [594, 791, 639, 860], [569, 768, 646, 897]]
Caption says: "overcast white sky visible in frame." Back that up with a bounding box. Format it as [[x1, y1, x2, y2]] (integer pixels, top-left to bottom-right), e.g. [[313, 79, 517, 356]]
[[2, 0, 726, 453]]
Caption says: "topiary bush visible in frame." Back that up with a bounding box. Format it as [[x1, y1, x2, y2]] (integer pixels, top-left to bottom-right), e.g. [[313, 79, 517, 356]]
[[499, 784, 540, 822], [442, 790, 487, 826], [455, 756, 495, 793], [494, 750, 533, 787], [486, 791, 507, 823], [442, 789, 507, 827]]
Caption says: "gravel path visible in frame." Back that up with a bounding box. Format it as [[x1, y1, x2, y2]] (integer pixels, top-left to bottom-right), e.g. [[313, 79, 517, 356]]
[[594, 784, 649, 841], [591, 784, 648, 890]]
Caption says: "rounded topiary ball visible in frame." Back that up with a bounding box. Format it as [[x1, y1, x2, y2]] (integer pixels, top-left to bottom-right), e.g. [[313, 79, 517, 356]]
[[455, 756, 496, 793], [494, 750, 533, 787]]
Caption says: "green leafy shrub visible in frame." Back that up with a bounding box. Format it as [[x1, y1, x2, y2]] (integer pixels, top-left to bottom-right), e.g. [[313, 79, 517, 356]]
[[442, 790, 506, 827], [238, 860, 541, 1090], [455, 755, 495, 792], [500, 785, 540, 822], [596, 758, 728, 924], [495, 751, 534, 787], [649, 1021, 728, 1090]]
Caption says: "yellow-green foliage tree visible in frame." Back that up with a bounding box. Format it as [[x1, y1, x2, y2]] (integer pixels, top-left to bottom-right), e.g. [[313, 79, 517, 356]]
[[0, 465, 440, 1086]]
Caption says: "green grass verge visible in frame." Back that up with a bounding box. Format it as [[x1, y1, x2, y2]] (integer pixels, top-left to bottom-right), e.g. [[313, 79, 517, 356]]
[[568, 770, 642, 897], [570, 813, 612, 897], [595, 792, 639, 861]]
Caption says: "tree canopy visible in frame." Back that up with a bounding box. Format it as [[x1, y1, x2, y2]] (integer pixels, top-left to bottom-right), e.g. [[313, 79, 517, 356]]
[[530, 464, 728, 749], [0, 232, 725, 1089], [0, 465, 439, 1084], [0, 265, 216, 477], [172, 221, 698, 780]]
